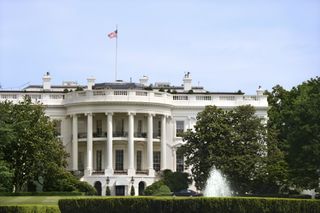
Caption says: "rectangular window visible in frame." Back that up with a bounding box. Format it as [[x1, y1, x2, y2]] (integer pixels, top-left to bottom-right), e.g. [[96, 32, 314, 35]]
[[53, 120, 61, 136], [78, 152, 84, 171], [96, 120, 102, 136], [137, 151, 142, 171], [115, 150, 124, 171], [158, 120, 161, 137], [138, 120, 142, 133], [153, 151, 161, 172], [96, 150, 102, 171], [176, 121, 184, 137], [176, 153, 184, 172]]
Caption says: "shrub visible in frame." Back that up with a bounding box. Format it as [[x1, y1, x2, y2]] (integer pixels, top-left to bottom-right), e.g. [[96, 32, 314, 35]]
[[106, 186, 111, 196], [58, 197, 320, 213], [130, 185, 135, 196], [75, 181, 97, 195], [0, 205, 60, 213], [144, 181, 171, 196]]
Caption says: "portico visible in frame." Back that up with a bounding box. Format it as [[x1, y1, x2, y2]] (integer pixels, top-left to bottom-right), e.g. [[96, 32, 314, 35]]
[[70, 111, 168, 177]]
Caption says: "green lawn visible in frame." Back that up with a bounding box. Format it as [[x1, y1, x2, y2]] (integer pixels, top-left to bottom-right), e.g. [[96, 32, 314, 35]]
[[0, 196, 89, 206]]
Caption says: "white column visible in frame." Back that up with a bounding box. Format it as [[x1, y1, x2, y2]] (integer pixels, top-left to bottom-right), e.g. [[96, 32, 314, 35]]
[[161, 115, 167, 170], [72, 114, 78, 171], [147, 113, 154, 176], [128, 112, 135, 176], [173, 147, 177, 172], [86, 113, 93, 175], [105, 112, 113, 175]]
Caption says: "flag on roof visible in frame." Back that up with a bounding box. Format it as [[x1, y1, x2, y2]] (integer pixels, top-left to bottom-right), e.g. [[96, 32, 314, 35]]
[[108, 30, 117, 39]]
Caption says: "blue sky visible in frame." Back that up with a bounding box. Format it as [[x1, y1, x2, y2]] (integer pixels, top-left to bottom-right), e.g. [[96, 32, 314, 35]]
[[0, 0, 319, 94]]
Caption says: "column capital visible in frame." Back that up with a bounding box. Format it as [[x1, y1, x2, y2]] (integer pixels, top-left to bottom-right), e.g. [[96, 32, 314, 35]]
[[148, 113, 155, 117], [105, 112, 113, 116], [85, 112, 92, 116], [69, 114, 78, 118], [128, 112, 136, 116]]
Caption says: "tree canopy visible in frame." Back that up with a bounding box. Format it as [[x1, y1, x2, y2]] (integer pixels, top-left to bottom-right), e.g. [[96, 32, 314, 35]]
[[179, 105, 269, 193], [0, 97, 69, 191], [267, 77, 320, 189]]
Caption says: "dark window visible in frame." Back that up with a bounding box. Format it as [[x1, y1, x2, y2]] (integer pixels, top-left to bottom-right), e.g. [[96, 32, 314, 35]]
[[138, 120, 142, 133], [153, 151, 161, 172], [96, 120, 102, 136], [176, 153, 184, 172], [176, 121, 184, 137], [96, 150, 102, 171], [137, 151, 142, 171], [115, 150, 124, 170], [78, 152, 84, 170]]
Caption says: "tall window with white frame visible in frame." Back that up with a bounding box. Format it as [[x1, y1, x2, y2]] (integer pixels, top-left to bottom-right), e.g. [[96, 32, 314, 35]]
[[176, 121, 184, 137], [78, 152, 84, 171], [53, 120, 61, 137], [137, 120, 142, 137], [176, 153, 184, 172], [96, 150, 102, 171], [153, 151, 161, 172], [158, 120, 161, 137], [115, 150, 124, 171], [136, 150, 142, 171], [96, 120, 102, 137]]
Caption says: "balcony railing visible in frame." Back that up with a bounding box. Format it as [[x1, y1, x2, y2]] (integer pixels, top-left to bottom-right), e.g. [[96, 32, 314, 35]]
[[93, 132, 107, 137], [136, 170, 148, 175], [78, 132, 87, 138], [114, 169, 128, 175], [113, 131, 128, 137], [92, 170, 105, 175], [134, 132, 147, 138]]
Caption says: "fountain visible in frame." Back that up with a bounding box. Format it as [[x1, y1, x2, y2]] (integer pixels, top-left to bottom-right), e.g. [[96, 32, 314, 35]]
[[203, 167, 232, 197]]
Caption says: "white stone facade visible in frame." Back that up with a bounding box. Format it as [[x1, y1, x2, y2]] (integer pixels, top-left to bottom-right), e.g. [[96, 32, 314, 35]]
[[0, 73, 268, 195]]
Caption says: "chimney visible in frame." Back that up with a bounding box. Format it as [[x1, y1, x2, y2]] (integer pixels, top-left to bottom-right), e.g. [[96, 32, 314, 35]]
[[183, 72, 192, 91], [256, 85, 264, 96], [43, 72, 51, 90], [87, 77, 96, 90], [139, 75, 149, 86]]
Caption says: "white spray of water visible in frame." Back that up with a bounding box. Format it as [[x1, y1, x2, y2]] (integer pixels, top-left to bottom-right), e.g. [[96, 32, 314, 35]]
[[203, 168, 232, 197]]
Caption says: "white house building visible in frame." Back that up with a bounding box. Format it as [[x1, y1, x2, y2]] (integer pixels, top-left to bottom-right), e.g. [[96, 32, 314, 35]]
[[0, 72, 268, 196]]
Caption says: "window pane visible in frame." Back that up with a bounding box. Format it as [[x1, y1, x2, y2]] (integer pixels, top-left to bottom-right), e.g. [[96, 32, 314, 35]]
[[176, 121, 184, 136], [116, 150, 124, 170], [137, 151, 142, 171], [176, 153, 184, 172], [153, 151, 161, 171]]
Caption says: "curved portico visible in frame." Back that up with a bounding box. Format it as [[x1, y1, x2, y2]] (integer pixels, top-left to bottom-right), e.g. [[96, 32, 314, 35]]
[[70, 108, 170, 178]]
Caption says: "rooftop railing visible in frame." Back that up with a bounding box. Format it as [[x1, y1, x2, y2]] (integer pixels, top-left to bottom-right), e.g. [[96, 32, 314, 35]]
[[0, 89, 267, 108]]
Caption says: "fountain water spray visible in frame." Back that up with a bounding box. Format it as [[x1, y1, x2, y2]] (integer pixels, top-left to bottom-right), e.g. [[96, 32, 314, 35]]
[[203, 167, 232, 197]]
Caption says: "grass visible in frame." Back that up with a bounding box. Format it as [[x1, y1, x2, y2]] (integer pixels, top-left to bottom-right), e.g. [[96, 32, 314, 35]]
[[0, 196, 92, 206]]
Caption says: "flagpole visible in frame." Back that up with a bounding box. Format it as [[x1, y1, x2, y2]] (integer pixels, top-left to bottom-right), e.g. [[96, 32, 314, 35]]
[[115, 25, 118, 81]]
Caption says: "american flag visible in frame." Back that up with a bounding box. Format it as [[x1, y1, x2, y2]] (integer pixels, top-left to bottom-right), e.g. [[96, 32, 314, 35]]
[[108, 30, 117, 39]]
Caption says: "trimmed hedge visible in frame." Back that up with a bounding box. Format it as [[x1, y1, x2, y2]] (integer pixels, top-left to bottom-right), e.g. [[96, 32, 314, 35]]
[[58, 197, 320, 213], [0, 205, 59, 213], [0, 191, 83, 196]]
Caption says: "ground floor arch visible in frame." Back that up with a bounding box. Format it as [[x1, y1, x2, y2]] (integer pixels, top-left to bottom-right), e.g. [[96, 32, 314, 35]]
[[94, 181, 102, 196]]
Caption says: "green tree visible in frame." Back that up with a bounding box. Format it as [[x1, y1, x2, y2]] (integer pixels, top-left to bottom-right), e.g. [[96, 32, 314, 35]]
[[180, 105, 268, 193], [0, 160, 13, 192], [0, 97, 69, 192], [267, 77, 320, 189]]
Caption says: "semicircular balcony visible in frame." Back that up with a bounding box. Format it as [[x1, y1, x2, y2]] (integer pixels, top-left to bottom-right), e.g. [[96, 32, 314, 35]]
[[63, 90, 172, 106]]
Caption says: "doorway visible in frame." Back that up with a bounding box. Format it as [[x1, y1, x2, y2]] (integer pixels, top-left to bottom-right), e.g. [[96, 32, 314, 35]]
[[138, 182, 145, 195], [94, 181, 102, 196]]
